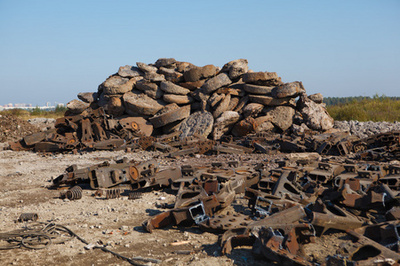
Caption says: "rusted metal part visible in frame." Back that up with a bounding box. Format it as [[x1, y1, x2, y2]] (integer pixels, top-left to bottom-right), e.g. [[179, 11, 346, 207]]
[[340, 181, 396, 210], [18, 213, 39, 222], [119, 117, 153, 136], [353, 221, 400, 250], [92, 139, 126, 150], [308, 162, 345, 184], [66, 186, 82, 200], [380, 165, 400, 191], [105, 188, 121, 199], [130, 167, 182, 190], [23, 130, 54, 146], [386, 207, 400, 221], [199, 212, 253, 233], [272, 170, 305, 201], [9, 140, 30, 151], [332, 230, 400, 265], [35, 142, 64, 152], [310, 200, 364, 235], [92, 122, 108, 141], [128, 191, 142, 200], [138, 136, 156, 150], [252, 225, 315, 266], [80, 118, 94, 147]]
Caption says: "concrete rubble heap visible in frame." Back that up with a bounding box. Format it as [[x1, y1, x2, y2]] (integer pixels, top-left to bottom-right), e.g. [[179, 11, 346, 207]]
[[71, 58, 333, 139], [9, 58, 337, 153]]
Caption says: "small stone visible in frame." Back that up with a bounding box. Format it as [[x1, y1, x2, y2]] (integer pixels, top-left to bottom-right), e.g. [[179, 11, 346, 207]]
[[309, 93, 323, 104], [120, 225, 129, 231]]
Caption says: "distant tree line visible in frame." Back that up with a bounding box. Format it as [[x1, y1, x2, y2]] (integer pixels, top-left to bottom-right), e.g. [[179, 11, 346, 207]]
[[324, 95, 400, 106]]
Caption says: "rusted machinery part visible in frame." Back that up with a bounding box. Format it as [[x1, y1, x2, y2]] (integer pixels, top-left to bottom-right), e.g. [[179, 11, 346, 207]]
[[94, 189, 103, 197], [119, 117, 153, 136], [66, 186, 82, 200], [129, 166, 139, 181], [128, 191, 142, 200], [18, 213, 39, 222], [149, 105, 191, 128], [139, 136, 156, 150], [105, 188, 121, 199]]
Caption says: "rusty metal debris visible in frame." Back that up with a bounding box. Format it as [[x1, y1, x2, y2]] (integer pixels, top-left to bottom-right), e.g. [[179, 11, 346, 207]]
[[24, 129, 399, 264], [18, 213, 39, 223]]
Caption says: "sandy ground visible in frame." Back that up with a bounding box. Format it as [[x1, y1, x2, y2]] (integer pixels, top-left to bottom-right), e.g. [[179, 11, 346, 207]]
[[0, 148, 279, 266]]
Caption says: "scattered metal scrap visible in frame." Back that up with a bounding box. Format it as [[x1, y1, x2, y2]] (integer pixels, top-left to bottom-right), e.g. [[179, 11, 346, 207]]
[[50, 151, 400, 265]]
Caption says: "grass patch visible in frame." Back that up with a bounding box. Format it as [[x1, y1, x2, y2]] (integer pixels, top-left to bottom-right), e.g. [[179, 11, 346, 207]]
[[0, 105, 67, 120], [326, 95, 400, 122]]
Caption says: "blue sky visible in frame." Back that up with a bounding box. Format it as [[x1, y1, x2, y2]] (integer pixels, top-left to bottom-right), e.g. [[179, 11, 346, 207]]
[[0, 0, 399, 106]]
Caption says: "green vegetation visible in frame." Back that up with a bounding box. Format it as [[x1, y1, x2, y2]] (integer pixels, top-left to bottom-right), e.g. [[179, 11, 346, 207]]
[[0, 105, 67, 119], [325, 95, 400, 122]]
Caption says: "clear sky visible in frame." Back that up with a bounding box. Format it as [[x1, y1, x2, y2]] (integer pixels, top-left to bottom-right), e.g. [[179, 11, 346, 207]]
[[0, 0, 399, 106]]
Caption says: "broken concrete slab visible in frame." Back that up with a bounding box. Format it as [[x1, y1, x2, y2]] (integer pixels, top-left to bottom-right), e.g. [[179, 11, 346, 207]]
[[100, 76, 136, 95], [155, 58, 177, 69], [160, 81, 191, 95], [66, 99, 90, 114], [298, 93, 334, 131], [243, 103, 264, 118], [78, 92, 98, 103], [212, 111, 240, 140], [242, 72, 282, 86], [248, 95, 295, 106], [123, 91, 165, 116], [118, 65, 143, 78], [243, 84, 274, 95], [221, 59, 249, 80], [202, 73, 232, 94], [272, 81, 305, 99], [263, 105, 295, 132], [163, 94, 194, 105], [183, 65, 217, 82], [136, 62, 158, 73], [149, 104, 191, 128], [213, 93, 231, 119], [179, 111, 214, 138], [309, 93, 323, 104]]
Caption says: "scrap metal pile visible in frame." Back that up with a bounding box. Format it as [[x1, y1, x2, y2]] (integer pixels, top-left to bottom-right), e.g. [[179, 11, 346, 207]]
[[9, 58, 335, 152], [51, 131, 400, 264]]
